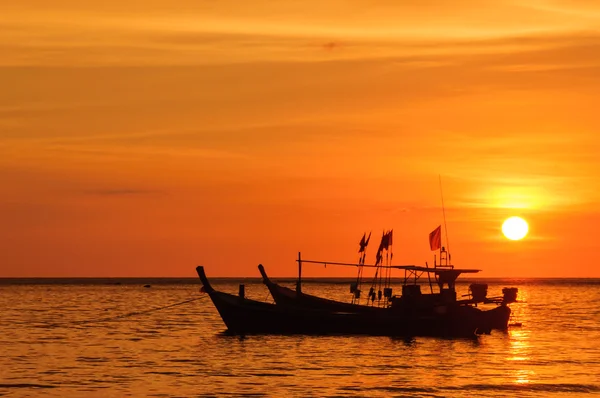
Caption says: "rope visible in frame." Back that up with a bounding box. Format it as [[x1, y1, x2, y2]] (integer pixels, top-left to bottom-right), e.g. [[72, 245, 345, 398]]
[[40, 295, 207, 328], [265, 291, 274, 304]]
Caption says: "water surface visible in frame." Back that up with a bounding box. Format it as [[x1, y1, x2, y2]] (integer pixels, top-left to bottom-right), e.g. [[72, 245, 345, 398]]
[[1, 278, 599, 397]]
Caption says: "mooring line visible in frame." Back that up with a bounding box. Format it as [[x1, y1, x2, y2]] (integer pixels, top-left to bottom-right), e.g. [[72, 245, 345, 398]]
[[40, 295, 207, 328]]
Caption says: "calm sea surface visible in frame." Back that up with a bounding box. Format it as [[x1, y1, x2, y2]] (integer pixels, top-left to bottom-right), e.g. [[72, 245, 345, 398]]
[[1, 277, 599, 397]]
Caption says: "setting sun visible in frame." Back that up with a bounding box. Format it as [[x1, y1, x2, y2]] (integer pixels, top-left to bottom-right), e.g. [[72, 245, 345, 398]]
[[502, 216, 529, 241]]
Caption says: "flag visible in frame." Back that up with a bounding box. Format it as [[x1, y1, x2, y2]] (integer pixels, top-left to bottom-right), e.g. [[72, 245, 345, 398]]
[[375, 250, 383, 266], [358, 232, 371, 253], [429, 225, 442, 251], [375, 230, 392, 265], [378, 230, 390, 252]]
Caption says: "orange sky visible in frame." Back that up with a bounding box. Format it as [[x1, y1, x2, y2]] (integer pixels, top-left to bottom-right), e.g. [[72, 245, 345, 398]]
[[1, 1, 600, 277]]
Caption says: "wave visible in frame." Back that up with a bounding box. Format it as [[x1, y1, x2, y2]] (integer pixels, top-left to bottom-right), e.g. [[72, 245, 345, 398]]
[[0, 383, 56, 389], [447, 383, 600, 393]]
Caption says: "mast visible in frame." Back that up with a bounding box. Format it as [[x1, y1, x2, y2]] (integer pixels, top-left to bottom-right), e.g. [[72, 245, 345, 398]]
[[439, 175, 451, 267], [353, 232, 368, 304], [369, 229, 393, 307], [425, 261, 434, 294], [297, 251, 302, 293]]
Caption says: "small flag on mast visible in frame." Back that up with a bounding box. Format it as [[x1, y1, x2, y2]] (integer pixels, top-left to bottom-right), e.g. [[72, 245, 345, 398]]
[[378, 230, 391, 252], [358, 232, 372, 253], [429, 225, 442, 251], [375, 250, 383, 266], [375, 230, 392, 264]]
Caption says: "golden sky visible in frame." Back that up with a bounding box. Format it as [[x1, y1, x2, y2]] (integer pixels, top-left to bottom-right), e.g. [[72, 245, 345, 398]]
[[1, 1, 600, 277]]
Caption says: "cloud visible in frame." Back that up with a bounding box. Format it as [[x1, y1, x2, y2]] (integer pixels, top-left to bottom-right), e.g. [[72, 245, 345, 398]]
[[322, 41, 342, 51], [1, 0, 600, 68], [82, 188, 166, 196]]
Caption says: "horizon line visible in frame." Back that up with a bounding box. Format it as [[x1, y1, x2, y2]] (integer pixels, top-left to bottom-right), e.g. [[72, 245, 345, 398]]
[[1, 276, 599, 280]]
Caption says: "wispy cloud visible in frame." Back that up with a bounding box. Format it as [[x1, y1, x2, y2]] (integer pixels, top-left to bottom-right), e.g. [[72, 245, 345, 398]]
[[82, 188, 165, 196], [2, 0, 600, 67]]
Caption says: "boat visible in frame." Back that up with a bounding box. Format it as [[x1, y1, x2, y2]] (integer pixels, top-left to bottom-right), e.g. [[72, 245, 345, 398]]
[[257, 229, 516, 332], [259, 261, 513, 332], [197, 266, 492, 337], [258, 263, 381, 314]]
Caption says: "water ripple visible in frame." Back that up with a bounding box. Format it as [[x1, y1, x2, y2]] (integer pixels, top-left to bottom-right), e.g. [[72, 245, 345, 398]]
[[0, 281, 599, 397]]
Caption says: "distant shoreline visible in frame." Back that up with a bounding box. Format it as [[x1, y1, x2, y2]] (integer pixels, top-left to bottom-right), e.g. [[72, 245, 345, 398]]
[[1, 277, 599, 285]]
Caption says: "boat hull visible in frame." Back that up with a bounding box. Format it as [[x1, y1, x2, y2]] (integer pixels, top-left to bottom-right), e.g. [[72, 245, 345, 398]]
[[257, 264, 511, 332], [258, 264, 385, 313], [199, 266, 485, 338], [206, 290, 485, 337], [481, 304, 512, 331]]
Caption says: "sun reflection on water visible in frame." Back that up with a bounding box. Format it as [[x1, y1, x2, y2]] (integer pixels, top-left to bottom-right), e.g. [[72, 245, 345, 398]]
[[507, 287, 533, 384], [512, 368, 534, 384]]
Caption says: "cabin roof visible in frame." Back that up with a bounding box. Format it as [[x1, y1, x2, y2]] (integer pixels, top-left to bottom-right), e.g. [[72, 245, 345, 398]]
[[392, 265, 481, 273], [299, 259, 480, 273]]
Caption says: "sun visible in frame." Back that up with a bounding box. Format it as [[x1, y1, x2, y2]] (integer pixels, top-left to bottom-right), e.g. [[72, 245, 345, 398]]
[[502, 216, 529, 240]]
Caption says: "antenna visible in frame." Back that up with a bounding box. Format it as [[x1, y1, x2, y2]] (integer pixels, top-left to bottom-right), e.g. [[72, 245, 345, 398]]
[[439, 175, 450, 258]]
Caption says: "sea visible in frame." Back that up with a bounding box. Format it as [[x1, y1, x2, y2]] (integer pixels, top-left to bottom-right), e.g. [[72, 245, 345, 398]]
[[1, 277, 599, 397]]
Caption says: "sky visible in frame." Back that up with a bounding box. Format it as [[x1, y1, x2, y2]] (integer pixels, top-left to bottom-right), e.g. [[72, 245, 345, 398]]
[[1, 0, 600, 277]]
